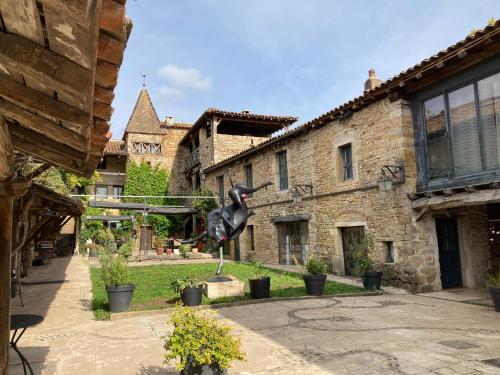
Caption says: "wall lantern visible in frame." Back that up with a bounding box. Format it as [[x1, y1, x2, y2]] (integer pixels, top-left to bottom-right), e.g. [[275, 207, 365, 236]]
[[377, 165, 405, 192], [292, 184, 313, 203]]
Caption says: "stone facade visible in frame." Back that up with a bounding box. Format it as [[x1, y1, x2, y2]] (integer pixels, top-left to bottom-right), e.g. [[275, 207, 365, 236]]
[[202, 95, 494, 293]]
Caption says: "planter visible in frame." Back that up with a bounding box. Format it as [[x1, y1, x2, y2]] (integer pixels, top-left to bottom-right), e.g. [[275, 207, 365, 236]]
[[362, 271, 383, 290], [490, 287, 500, 312], [156, 247, 164, 255], [303, 274, 327, 296], [166, 248, 173, 256], [106, 284, 135, 313], [196, 242, 205, 252], [249, 277, 270, 299], [181, 286, 203, 307], [181, 358, 227, 375]]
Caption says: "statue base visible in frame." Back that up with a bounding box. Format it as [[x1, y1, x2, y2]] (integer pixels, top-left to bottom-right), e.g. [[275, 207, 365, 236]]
[[205, 275, 244, 299]]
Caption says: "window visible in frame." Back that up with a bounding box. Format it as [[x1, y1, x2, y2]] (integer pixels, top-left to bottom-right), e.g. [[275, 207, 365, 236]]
[[217, 175, 224, 204], [109, 221, 121, 229], [97, 157, 107, 170], [384, 241, 395, 263], [276, 151, 288, 190], [339, 143, 353, 180], [247, 225, 255, 252], [112, 186, 123, 198], [95, 186, 108, 198], [206, 123, 212, 138], [132, 142, 162, 155], [244, 164, 253, 188], [418, 67, 500, 184]]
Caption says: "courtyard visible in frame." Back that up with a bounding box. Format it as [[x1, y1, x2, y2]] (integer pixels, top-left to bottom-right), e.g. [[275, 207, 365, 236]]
[[8, 256, 500, 375]]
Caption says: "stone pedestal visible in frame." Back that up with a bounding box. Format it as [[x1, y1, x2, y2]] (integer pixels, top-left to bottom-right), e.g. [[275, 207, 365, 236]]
[[205, 275, 244, 299]]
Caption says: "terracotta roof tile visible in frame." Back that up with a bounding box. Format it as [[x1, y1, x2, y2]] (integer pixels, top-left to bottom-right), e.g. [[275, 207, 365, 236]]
[[104, 140, 126, 155]]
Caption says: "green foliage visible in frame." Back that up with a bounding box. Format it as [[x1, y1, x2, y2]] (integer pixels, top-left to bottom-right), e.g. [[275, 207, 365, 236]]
[[249, 260, 268, 279], [96, 228, 117, 254], [34, 167, 70, 195], [486, 272, 500, 288], [154, 236, 165, 249], [179, 244, 191, 258], [164, 305, 245, 370], [192, 190, 218, 214], [171, 276, 205, 293], [354, 232, 375, 275], [65, 171, 101, 191], [306, 255, 327, 275], [118, 241, 133, 259], [99, 254, 131, 287]]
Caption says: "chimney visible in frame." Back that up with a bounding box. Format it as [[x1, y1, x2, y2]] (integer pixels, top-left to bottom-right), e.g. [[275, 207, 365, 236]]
[[364, 68, 381, 91], [165, 116, 175, 126], [241, 110, 251, 114]]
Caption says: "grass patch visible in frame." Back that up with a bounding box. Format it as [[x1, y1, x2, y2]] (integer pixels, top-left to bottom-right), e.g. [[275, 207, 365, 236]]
[[90, 262, 364, 320]]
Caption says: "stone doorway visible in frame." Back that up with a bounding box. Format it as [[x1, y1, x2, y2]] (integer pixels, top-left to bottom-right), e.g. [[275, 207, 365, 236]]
[[341, 226, 365, 276], [436, 217, 463, 289]]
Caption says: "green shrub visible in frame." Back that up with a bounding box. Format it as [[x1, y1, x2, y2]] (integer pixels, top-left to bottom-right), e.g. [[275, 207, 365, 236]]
[[172, 276, 205, 293], [354, 232, 375, 275], [118, 241, 133, 259], [179, 244, 191, 258], [164, 305, 245, 371], [306, 255, 327, 275], [96, 228, 117, 254], [249, 260, 268, 279], [486, 272, 500, 288], [100, 254, 131, 287]]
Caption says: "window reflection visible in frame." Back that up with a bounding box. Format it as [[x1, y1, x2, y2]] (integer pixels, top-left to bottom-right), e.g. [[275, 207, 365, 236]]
[[424, 95, 449, 179], [479, 72, 500, 169]]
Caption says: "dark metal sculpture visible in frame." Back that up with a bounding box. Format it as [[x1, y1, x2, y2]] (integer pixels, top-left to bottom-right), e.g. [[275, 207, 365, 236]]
[[183, 177, 272, 275]]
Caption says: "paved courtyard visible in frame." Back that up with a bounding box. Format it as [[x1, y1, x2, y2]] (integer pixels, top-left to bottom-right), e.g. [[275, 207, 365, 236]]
[[8, 256, 500, 375]]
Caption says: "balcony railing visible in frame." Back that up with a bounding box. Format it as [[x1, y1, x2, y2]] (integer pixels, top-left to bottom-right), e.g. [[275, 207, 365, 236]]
[[186, 148, 200, 171]]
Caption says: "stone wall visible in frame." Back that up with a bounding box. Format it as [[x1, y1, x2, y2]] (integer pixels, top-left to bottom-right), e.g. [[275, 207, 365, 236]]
[[203, 97, 429, 288]]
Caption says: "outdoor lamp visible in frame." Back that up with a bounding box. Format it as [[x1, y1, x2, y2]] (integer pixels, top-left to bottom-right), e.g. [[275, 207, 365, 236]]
[[377, 174, 393, 192], [292, 189, 303, 203]]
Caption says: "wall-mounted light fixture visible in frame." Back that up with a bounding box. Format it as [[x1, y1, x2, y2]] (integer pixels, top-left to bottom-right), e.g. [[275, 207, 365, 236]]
[[292, 184, 313, 203], [377, 165, 405, 192]]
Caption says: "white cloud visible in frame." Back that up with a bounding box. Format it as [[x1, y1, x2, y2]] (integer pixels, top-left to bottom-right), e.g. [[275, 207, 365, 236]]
[[158, 85, 185, 99], [157, 64, 213, 91]]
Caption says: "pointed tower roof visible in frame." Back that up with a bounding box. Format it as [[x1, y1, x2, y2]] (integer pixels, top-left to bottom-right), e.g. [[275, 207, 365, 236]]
[[124, 88, 162, 135]]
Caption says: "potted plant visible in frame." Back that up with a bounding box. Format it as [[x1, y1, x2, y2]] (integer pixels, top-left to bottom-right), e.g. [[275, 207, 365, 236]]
[[179, 243, 191, 259], [100, 252, 135, 313], [303, 255, 328, 296], [248, 260, 270, 299], [486, 271, 500, 312], [154, 236, 165, 255], [173, 276, 205, 307], [164, 305, 245, 374], [354, 233, 383, 290]]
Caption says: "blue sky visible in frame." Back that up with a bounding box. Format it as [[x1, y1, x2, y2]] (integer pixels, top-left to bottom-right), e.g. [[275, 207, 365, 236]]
[[110, 0, 498, 138]]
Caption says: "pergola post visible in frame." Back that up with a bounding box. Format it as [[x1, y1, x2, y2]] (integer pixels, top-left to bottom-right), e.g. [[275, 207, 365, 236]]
[[0, 115, 13, 375]]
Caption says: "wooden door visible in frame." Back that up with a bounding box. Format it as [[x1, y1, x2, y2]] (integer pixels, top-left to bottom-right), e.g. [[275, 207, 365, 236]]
[[341, 226, 364, 276], [436, 218, 462, 289], [140, 225, 152, 251]]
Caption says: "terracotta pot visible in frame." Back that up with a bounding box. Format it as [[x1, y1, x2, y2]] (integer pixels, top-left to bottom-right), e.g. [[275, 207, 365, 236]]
[[156, 247, 164, 255]]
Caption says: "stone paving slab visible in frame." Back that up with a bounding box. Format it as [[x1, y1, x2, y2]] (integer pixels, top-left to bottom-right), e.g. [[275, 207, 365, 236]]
[[8, 256, 500, 375]]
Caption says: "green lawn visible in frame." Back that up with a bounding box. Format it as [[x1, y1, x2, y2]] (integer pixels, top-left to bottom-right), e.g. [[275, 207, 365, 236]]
[[90, 262, 364, 320]]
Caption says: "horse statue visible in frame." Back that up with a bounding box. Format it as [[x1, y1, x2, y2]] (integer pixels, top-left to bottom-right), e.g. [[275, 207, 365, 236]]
[[183, 176, 272, 275]]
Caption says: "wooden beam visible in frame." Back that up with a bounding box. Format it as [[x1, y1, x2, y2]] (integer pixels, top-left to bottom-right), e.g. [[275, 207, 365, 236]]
[[0, 75, 90, 129], [94, 85, 115, 104], [0, 99, 87, 151], [100, 0, 126, 39], [95, 60, 119, 89], [97, 33, 124, 65], [0, 32, 93, 107], [42, 0, 94, 27], [92, 100, 113, 121], [0, 0, 44, 45]]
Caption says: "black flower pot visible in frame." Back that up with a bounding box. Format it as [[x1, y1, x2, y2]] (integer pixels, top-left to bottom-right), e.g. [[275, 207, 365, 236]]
[[303, 274, 327, 296], [181, 359, 227, 375], [362, 271, 383, 290], [181, 287, 203, 307], [490, 287, 500, 312], [106, 284, 135, 312], [249, 277, 270, 299]]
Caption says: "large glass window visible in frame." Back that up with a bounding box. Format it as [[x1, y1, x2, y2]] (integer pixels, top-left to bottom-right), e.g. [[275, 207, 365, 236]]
[[424, 95, 449, 179], [422, 69, 500, 181], [95, 186, 108, 198], [449, 84, 481, 175], [478, 72, 500, 169]]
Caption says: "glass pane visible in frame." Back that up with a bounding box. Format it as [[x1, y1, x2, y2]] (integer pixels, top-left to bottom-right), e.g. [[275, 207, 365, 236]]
[[96, 187, 107, 198], [449, 84, 481, 175], [424, 95, 449, 179], [478, 72, 500, 169]]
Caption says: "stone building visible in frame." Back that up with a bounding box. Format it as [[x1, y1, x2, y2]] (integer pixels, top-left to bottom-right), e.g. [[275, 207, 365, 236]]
[[201, 21, 500, 293]]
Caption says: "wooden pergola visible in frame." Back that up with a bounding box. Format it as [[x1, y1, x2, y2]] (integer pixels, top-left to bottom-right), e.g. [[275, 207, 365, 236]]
[[0, 1, 130, 373]]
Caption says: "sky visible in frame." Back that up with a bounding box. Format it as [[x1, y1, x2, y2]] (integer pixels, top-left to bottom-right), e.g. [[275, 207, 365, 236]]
[[109, 0, 499, 139]]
